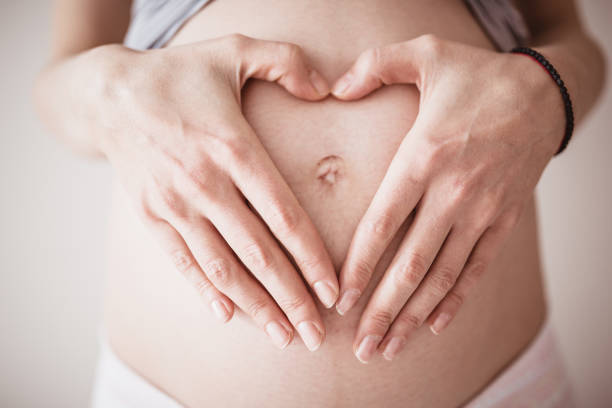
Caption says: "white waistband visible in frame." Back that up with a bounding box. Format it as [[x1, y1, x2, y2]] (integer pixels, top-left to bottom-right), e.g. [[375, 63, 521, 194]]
[[90, 337, 184, 408], [91, 317, 570, 408]]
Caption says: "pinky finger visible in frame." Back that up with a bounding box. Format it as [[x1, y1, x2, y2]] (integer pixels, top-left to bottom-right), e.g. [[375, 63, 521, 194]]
[[146, 217, 235, 323], [427, 214, 519, 335]]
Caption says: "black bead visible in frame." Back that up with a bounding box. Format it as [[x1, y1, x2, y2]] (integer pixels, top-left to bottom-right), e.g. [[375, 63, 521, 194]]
[[510, 46, 574, 155]]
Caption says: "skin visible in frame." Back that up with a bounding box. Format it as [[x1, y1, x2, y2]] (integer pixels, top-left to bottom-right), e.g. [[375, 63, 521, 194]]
[[330, 0, 606, 362], [36, 1, 341, 352], [35, 0, 605, 365]]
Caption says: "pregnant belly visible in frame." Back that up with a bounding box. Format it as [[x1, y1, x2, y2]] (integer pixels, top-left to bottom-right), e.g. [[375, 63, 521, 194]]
[[105, 1, 547, 407]]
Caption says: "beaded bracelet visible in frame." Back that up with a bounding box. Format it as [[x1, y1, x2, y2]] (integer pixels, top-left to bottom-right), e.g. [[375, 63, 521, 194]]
[[510, 47, 574, 156]]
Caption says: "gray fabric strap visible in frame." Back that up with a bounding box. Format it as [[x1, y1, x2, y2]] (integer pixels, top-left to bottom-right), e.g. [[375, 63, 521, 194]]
[[124, 0, 212, 50], [124, 0, 530, 52], [464, 0, 531, 51]]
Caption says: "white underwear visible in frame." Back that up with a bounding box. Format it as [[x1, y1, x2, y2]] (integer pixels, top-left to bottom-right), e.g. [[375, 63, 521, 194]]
[[90, 318, 574, 408]]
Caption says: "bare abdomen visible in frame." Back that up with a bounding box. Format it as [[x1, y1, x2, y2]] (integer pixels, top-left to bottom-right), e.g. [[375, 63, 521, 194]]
[[105, 1, 547, 406]]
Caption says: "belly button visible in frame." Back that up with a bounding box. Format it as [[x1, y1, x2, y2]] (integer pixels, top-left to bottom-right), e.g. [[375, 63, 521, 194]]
[[316, 155, 344, 186]]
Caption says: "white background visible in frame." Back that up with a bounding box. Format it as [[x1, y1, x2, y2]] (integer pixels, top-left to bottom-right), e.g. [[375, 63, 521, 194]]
[[1, 1, 610, 406]]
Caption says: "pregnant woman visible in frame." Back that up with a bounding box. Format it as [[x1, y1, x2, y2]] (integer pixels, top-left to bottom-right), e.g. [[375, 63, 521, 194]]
[[35, 0, 605, 407]]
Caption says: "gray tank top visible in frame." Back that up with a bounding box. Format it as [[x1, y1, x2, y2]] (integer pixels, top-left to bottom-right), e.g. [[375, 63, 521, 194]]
[[124, 0, 530, 52]]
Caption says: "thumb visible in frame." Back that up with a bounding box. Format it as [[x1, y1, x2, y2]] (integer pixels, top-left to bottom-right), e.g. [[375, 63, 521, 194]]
[[331, 36, 433, 100], [236, 35, 329, 101]]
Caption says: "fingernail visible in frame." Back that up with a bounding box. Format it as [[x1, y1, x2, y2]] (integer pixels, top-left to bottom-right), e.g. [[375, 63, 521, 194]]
[[355, 335, 382, 364], [430, 312, 452, 335], [314, 281, 338, 308], [332, 74, 352, 96], [297, 321, 323, 352], [265, 321, 292, 349], [382, 337, 405, 361], [211, 300, 230, 322], [336, 289, 361, 316], [309, 70, 329, 96]]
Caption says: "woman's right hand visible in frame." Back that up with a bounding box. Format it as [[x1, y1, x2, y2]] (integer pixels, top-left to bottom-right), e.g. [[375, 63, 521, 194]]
[[89, 34, 338, 351]]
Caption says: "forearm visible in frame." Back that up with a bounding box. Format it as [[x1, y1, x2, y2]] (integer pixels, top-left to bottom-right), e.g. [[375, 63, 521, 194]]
[[35, 0, 132, 156], [34, 44, 129, 157], [515, 0, 607, 127], [528, 25, 606, 126]]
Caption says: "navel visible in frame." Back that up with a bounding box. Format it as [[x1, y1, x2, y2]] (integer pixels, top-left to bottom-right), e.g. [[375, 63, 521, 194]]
[[316, 155, 344, 186]]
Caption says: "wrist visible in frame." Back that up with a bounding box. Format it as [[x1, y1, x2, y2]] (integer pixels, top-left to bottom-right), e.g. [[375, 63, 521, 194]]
[[80, 44, 139, 155], [512, 47, 574, 156], [508, 50, 568, 157]]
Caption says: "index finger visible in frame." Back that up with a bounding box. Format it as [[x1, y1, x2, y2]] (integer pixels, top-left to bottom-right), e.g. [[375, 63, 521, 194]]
[[227, 121, 339, 309], [229, 34, 330, 100], [331, 35, 434, 100], [336, 134, 427, 316]]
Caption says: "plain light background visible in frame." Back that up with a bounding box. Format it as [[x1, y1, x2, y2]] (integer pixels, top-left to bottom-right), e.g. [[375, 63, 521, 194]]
[[0, 1, 610, 407]]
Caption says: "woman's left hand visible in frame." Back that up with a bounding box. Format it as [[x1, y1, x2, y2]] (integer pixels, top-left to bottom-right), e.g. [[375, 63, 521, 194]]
[[331, 35, 565, 363]]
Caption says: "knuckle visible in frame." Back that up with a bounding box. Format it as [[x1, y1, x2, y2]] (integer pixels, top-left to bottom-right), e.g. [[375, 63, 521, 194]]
[[422, 142, 451, 175], [157, 187, 185, 217], [296, 255, 323, 274], [395, 253, 428, 286], [170, 249, 194, 274], [184, 164, 209, 189], [218, 135, 252, 167], [369, 309, 394, 330], [429, 267, 457, 296], [449, 176, 476, 205], [475, 194, 502, 228], [445, 290, 464, 309], [351, 259, 375, 289], [465, 260, 487, 283], [194, 278, 214, 297], [170, 249, 206, 285], [473, 217, 494, 236], [359, 47, 382, 72], [403, 171, 423, 191], [224, 33, 249, 51], [397, 311, 423, 330], [241, 242, 275, 272], [246, 298, 269, 319], [203, 258, 233, 287], [181, 169, 218, 205], [418, 33, 443, 56], [277, 295, 309, 314], [268, 203, 300, 236], [278, 42, 303, 68], [365, 212, 397, 240]]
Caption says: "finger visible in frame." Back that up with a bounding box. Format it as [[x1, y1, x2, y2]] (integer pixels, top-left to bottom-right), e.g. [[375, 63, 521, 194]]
[[336, 128, 427, 316], [141, 215, 235, 323], [426, 210, 521, 336], [379, 225, 483, 360], [206, 190, 327, 352], [331, 34, 440, 100], [170, 214, 300, 350], [351, 198, 453, 363], [226, 121, 339, 309], [232, 34, 329, 100]]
